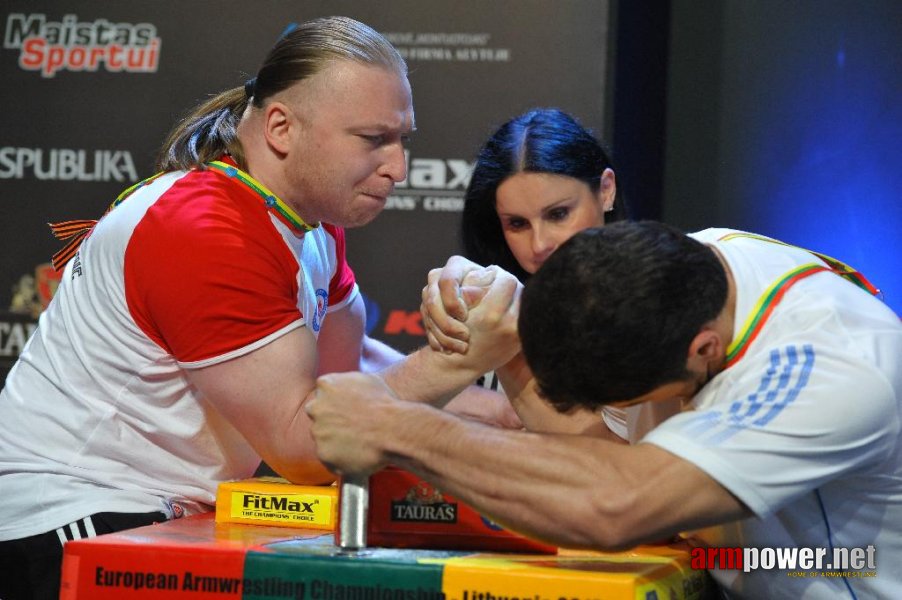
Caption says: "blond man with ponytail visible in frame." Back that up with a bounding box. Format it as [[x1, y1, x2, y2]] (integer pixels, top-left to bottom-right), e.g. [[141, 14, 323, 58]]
[[1, 16, 518, 600]]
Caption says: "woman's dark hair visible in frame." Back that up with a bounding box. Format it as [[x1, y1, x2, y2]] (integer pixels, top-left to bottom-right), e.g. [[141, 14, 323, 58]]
[[461, 108, 627, 281], [155, 16, 406, 172]]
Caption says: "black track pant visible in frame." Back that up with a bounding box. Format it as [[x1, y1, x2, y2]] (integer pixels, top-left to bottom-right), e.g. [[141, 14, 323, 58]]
[[0, 511, 166, 600]]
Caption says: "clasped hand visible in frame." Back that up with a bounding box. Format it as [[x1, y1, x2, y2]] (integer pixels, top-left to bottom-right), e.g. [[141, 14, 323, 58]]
[[420, 256, 522, 372]]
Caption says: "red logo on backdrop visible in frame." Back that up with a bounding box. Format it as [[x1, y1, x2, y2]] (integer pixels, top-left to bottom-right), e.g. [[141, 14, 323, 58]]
[[383, 310, 425, 336], [35, 264, 62, 308], [3, 13, 161, 78]]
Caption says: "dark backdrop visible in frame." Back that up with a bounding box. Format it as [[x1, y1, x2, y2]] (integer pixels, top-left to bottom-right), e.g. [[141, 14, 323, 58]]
[[0, 1, 615, 381]]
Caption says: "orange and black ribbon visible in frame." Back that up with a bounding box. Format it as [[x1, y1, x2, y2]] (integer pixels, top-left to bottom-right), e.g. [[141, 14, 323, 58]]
[[48, 171, 167, 271], [48, 219, 99, 271]]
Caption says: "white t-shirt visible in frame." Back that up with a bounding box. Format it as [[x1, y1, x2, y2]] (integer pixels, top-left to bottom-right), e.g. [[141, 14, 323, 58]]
[[644, 229, 902, 599], [0, 159, 358, 540]]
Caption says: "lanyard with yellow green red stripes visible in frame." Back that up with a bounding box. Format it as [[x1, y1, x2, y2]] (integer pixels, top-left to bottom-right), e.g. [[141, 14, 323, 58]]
[[720, 232, 881, 368], [205, 160, 317, 235], [49, 160, 317, 271]]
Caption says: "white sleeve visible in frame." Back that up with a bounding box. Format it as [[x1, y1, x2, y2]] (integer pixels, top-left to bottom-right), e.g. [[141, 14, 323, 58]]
[[602, 401, 682, 443], [643, 341, 899, 516]]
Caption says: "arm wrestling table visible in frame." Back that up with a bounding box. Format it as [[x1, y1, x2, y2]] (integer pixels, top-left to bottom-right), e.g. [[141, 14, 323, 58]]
[[60, 472, 712, 600]]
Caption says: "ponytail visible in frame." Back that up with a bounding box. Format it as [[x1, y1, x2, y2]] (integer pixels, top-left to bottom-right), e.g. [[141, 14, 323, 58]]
[[155, 16, 406, 174], [155, 86, 249, 172]]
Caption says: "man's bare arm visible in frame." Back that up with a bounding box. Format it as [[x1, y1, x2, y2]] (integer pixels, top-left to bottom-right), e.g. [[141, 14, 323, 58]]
[[187, 326, 331, 484], [185, 294, 373, 484], [307, 372, 750, 549], [315, 294, 368, 375]]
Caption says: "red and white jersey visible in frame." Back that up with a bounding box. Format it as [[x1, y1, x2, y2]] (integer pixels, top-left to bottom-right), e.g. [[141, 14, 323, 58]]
[[0, 158, 358, 540]]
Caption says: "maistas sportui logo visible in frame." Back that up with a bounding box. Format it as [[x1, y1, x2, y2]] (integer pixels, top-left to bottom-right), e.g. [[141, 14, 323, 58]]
[[4, 13, 161, 77], [390, 481, 457, 523]]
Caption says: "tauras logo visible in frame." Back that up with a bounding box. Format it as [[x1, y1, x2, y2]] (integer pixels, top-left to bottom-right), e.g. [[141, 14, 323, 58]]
[[241, 493, 317, 513], [390, 482, 458, 523], [4, 14, 160, 77], [0, 148, 138, 182], [391, 501, 457, 523]]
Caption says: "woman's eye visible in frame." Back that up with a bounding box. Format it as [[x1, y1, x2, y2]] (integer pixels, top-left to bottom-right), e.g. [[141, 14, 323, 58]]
[[548, 208, 570, 221], [505, 219, 527, 230]]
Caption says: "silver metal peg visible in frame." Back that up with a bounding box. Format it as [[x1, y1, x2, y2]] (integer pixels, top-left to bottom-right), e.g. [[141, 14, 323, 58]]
[[338, 474, 369, 551]]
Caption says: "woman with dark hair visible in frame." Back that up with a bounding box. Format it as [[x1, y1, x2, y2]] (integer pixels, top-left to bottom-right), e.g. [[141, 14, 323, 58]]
[[425, 108, 678, 442], [461, 108, 626, 283]]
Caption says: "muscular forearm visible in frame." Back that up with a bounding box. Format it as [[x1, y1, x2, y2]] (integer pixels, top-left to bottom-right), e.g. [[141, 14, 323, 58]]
[[308, 374, 748, 551], [380, 345, 485, 407], [376, 401, 650, 549], [186, 328, 336, 486], [374, 342, 522, 428], [442, 386, 523, 429], [265, 405, 336, 485]]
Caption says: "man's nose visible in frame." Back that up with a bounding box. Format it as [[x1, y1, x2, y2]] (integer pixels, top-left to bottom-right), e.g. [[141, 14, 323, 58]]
[[380, 143, 407, 182]]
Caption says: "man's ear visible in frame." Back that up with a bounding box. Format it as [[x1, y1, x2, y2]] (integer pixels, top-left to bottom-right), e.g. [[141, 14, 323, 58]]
[[262, 101, 293, 155], [686, 327, 725, 374]]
